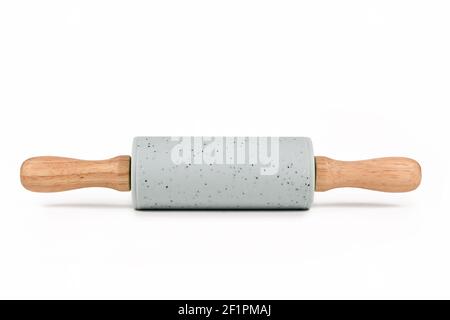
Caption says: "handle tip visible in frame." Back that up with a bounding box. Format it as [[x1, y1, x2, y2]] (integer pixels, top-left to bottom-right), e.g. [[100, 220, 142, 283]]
[[407, 158, 422, 191], [20, 157, 40, 192]]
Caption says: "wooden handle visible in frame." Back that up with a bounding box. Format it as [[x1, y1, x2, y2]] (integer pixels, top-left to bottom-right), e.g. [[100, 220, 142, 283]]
[[20, 156, 131, 192], [315, 156, 421, 192]]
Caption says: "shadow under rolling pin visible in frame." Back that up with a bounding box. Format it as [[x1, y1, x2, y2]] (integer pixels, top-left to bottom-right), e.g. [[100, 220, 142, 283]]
[[20, 137, 421, 210]]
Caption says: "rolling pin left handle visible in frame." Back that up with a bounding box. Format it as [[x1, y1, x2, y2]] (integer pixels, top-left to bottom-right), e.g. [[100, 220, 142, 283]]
[[20, 156, 131, 192]]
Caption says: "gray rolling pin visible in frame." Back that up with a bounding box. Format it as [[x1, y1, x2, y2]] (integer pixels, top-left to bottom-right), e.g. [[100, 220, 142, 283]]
[[20, 137, 421, 209]]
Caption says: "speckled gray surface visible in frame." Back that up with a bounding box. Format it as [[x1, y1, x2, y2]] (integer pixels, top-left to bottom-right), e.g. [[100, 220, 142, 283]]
[[131, 137, 314, 209]]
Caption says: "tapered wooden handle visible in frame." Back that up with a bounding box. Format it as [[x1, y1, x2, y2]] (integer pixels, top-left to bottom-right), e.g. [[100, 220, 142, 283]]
[[20, 156, 131, 192], [315, 156, 421, 192]]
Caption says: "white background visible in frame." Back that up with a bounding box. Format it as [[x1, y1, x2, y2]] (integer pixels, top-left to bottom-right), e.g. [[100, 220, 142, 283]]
[[0, 1, 449, 299]]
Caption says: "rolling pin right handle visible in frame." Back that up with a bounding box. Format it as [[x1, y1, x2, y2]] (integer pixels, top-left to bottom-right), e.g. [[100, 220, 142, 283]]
[[314, 156, 421, 192]]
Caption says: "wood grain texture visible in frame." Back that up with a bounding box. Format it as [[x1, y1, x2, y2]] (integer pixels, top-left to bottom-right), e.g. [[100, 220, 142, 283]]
[[20, 156, 131, 192], [315, 156, 421, 192]]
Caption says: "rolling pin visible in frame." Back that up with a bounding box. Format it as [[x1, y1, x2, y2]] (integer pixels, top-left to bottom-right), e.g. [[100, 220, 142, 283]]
[[20, 137, 421, 209]]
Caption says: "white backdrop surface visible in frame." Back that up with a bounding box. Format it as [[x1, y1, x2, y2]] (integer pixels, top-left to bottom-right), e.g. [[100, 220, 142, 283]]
[[0, 1, 449, 299]]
